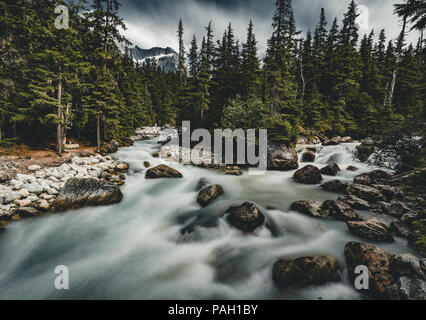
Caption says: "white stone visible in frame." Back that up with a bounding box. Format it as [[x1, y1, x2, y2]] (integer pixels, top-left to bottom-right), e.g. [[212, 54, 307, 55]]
[[27, 196, 39, 202], [20, 189, 30, 198], [41, 194, 55, 200], [22, 183, 44, 195], [4, 191, 22, 204], [38, 200, 50, 210], [15, 199, 32, 207], [28, 165, 41, 171], [58, 164, 69, 173], [46, 187, 59, 195], [71, 156, 83, 165]]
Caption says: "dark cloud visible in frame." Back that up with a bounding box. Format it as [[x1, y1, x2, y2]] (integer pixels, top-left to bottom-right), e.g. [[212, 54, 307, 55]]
[[118, 0, 420, 54]]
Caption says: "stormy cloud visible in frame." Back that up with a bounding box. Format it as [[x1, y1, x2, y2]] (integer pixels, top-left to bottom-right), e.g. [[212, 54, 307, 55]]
[[118, 0, 421, 54]]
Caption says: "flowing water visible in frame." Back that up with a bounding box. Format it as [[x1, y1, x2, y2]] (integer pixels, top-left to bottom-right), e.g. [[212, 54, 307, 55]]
[[0, 137, 416, 300]]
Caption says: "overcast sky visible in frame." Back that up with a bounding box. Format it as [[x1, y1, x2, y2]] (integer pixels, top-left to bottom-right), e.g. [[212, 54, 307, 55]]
[[119, 0, 421, 55]]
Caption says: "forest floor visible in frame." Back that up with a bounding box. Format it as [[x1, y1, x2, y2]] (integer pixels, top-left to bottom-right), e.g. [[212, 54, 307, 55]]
[[0, 144, 97, 174]]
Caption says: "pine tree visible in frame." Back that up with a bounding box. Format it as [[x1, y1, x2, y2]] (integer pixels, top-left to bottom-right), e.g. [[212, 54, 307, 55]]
[[241, 20, 261, 98], [177, 19, 187, 88]]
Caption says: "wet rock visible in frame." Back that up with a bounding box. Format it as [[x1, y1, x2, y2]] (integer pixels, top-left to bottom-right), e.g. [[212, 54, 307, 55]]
[[290, 200, 325, 218], [272, 256, 340, 288], [143, 161, 151, 168], [354, 173, 371, 185], [14, 207, 41, 218], [346, 183, 385, 203], [337, 195, 370, 210], [321, 200, 359, 221], [372, 184, 397, 201], [53, 178, 123, 212], [320, 163, 341, 176], [223, 166, 242, 176], [323, 139, 340, 146], [197, 185, 224, 207], [345, 242, 426, 299], [116, 163, 129, 172], [356, 143, 375, 162], [301, 151, 315, 162], [293, 165, 322, 184], [347, 219, 394, 242], [320, 180, 347, 193], [387, 201, 412, 218], [346, 165, 359, 172], [145, 164, 183, 179], [345, 242, 394, 297], [226, 202, 265, 232], [340, 136, 353, 143], [267, 143, 298, 171]]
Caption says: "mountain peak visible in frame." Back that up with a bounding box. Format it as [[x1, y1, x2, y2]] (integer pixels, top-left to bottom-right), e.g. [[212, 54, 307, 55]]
[[129, 46, 178, 73]]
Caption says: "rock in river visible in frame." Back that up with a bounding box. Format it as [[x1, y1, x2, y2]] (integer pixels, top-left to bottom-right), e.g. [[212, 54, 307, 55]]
[[347, 219, 395, 242], [268, 143, 298, 171], [145, 164, 183, 179], [301, 151, 315, 162], [320, 180, 347, 193], [53, 178, 123, 212], [321, 200, 359, 221], [272, 256, 340, 288], [346, 183, 385, 203], [320, 163, 341, 176], [344, 242, 426, 299], [197, 184, 224, 207], [290, 200, 325, 218], [226, 202, 265, 232], [293, 165, 322, 184]]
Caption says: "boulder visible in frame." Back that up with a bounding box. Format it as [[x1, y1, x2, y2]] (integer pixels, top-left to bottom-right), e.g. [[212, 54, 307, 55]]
[[223, 166, 242, 176], [145, 164, 183, 179], [14, 207, 41, 218], [293, 165, 322, 184], [390, 220, 412, 238], [28, 165, 41, 171], [22, 183, 44, 195], [52, 178, 123, 212], [356, 144, 375, 162], [372, 184, 397, 201], [337, 195, 370, 210], [347, 219, 394, 242], [323, 139, 340, 146], [290, 200, 325, 218], [267, 143, 299, 171], [320, 180, 347, 193], [320, 163, 341, 176], [143, 161, 151, 168], [387, 201, 412, 218], [345, 242, 426, 299], [197, 185, 224, 207], [116, 163, 129, 172], [301, 151, 315, 162], [321, 200, 359, 221], [340, 136, 353, 143], [345, 242, 394, 297], [272, 256, 340, 288], [226, 202, 265, 232], [354, 173, 371, 185], [346, 183, 385, 203], [346, 165, 359, 172]]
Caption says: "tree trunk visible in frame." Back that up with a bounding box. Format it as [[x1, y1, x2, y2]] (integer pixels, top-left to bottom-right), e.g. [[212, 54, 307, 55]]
[[96, 114, 101, 150], [386, 16, 407, 109], [299, 57, 305, 103], [57, 72, 63, 154]]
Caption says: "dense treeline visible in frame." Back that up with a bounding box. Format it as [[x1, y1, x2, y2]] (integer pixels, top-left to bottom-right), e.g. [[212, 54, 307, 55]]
[[177, 0, 425, 144], [0, 0, 425, 152]]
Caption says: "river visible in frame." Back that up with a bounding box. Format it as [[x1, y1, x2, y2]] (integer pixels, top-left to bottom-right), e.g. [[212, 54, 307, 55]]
[[0, 136, 415, 300]]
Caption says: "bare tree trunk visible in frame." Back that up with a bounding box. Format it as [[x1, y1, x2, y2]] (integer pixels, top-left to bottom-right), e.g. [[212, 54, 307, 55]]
[[300, 57, 305, 104], [57, 72, 63, 154], [386, 16, 407, 109], [96, 114, 101, 149], [0, 113, 3, 142]]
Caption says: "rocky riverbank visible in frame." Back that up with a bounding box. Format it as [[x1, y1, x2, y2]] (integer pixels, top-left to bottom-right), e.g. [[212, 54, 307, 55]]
[[0, 127, 165, 227]]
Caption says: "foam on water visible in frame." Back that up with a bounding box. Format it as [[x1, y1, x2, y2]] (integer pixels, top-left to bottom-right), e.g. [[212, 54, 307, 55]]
[[0, 137, 416, 300]]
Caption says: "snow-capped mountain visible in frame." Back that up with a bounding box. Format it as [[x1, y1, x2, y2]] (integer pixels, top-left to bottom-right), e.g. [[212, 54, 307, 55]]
[[129, 46, 179, 73]]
